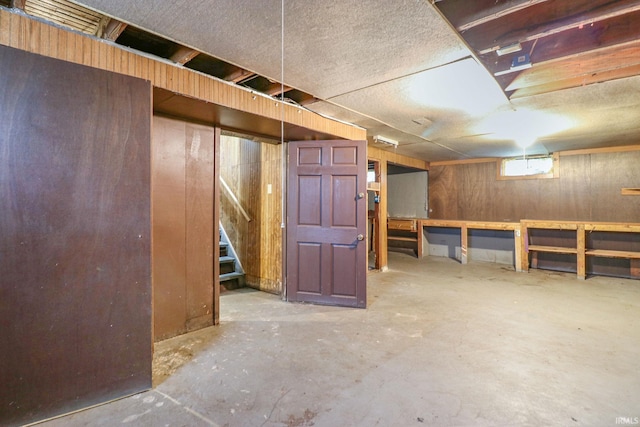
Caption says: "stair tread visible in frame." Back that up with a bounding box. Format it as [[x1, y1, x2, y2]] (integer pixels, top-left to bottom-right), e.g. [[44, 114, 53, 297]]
[[219, 256, 235, 263], [220, 271, 245, 282]]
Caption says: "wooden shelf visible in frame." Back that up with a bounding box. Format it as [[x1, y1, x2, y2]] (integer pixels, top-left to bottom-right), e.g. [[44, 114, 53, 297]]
[[527, 245, 577, 254], [521, 220, 640, 280], [387, 218, 422, 257], [586, 249, 640, 259], [388, 236, 418, 242]]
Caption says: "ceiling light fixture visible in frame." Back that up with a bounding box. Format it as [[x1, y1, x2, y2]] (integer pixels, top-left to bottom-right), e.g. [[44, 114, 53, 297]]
[[373, 135, 398, 147], [496, 42, 522, 56]]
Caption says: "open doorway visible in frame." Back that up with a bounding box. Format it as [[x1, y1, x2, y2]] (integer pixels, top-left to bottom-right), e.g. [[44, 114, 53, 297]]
[[218, 131, 284, 303], [386, 163, 429, 258]]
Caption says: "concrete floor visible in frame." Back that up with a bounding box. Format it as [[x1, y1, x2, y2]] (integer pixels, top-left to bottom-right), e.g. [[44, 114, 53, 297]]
[[39, 251, 640, 427]]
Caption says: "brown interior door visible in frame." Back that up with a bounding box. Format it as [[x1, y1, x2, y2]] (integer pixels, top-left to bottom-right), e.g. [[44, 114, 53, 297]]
[[287, 140, 367, 308]]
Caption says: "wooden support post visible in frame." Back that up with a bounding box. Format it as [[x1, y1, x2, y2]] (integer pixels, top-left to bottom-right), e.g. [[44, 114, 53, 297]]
[[460, 224, 468, 264], [417, 220, 425, 258], [631, 259, 640, 278], [577, 224, 586, 280], [514, 226, 523, 272], [378, 160, 388, 271], [520, 224, 530, 272]]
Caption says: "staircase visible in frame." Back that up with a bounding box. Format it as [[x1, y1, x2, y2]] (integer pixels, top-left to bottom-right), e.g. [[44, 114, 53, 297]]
[[219, 225, 245, 290]]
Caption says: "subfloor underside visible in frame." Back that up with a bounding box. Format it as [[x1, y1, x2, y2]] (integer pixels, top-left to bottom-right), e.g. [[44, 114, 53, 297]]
[[39, 251, 640, 426]]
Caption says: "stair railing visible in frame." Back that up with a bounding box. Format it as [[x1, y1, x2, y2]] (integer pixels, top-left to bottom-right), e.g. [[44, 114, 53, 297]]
[[220, 176, 252, 222]]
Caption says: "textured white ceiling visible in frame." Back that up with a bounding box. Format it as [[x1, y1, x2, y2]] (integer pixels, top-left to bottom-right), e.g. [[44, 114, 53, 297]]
[[73, 0, 640, 161]]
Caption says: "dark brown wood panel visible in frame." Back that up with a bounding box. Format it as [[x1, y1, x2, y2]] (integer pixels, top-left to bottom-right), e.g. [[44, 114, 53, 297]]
[[152, 117, 188, 340], [152, 116, 216, 340], [0, 45, 151, 426], [185, 123, 215, 330]]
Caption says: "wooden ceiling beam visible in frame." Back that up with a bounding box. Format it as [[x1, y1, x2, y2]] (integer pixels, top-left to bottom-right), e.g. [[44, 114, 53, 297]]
[[506, 40, 640, 91], [10, 0, 26, 10], [465, 0, 640, 55], [224, 68, 256, 83], [483, 10, 640, 75], [264, 84, 293, 97], [454, 0, 550, 32], [101, 18, 127, 41], [170, 46, 200, 65], [510, 62, 640, 98]]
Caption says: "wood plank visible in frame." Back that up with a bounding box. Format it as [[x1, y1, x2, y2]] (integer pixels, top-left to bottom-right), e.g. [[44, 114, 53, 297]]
[[506, 41, 640, 91], [152, 117, 187, 341], [527, 245, 578, 254], [185, 122, 215, 331], [170, 45, 200, 64], [510, 62, 640, 98], [586, 249, 640, 259], [470, 0, 640, 54], [460, 225, 468, 264], [622, 188, 640, 196], [213, 128, 221, 325], [387, 236, 418, 242], [447, 0, 551, 32], [378, 160, 388, 271], [485, 10, 640, 77], [559, 144, 640, 156], [514, 227, 524, 272], [368, 145, 429, 170], [521, 220, 579, 230], [577, 225, 586, 279], [631, 259, 640, 277]]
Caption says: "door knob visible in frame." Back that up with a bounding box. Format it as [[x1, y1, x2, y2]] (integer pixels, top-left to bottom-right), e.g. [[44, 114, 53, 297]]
[[357, 192, 365, 199], [357, 234, 364, 241]]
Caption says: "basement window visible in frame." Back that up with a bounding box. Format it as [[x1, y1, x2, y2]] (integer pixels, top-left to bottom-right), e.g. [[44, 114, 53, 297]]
[[498, 153, 558, 180]]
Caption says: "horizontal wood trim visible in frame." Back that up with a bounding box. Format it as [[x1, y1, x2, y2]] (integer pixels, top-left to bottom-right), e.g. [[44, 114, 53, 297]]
[[422, 219, 519, 230], [430, 157, 499, 166], [527, 245, 578, 254], [0, 9, 364, 141], [388, 218, 417, 231], [367, 146, 429, 170], [621, 188, 640, 196], [521, 220, 579, 230], [387, 236, 418, 242], [586, 249, 640, 259], [559, 144, 640, 156]]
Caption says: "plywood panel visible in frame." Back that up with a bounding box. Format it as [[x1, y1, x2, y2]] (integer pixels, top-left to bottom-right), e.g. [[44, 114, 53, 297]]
[[428, 165, 458, 219], [429, 150, 640, 223], [185, 123, 215, 330], [0, 44, 151, 426], [152, 117, 187, 340], [590, 152, 640, 222], [152, 116, 217, 339]]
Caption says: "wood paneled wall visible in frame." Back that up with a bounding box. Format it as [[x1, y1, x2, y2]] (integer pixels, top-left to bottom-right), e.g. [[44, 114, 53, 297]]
[[220, 135, 283, 293], [152, 116, 215, 341], [0, 44, 151, 426], [429, 149, 640, 222], [0, 8, 364, 141]]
